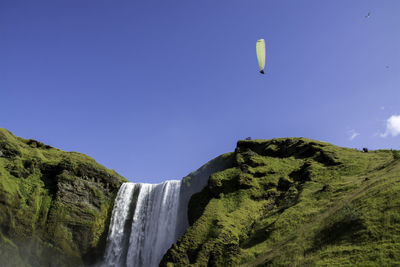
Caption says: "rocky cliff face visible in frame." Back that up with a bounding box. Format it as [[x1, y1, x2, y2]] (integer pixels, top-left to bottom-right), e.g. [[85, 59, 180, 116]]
[[0, 129, 126, 267], [161, 138, 400, 266]]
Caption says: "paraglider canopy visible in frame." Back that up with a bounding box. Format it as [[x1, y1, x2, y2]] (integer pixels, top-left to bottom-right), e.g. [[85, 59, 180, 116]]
[[256, 39, 266, 74]]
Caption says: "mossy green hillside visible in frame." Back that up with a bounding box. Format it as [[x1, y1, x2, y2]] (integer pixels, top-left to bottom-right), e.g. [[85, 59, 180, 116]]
[[0, 128, 126, 266], [161, 138, 400, 266], [176, 153, 235, 238]]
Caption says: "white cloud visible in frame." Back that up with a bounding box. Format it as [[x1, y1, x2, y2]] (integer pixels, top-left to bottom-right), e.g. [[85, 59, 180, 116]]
[[348, 129, 360, 141], [381, 115, 400, 138]]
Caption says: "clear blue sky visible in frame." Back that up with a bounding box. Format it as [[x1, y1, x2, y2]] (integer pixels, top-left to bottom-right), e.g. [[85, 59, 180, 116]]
[[1, 1, 399, 183]]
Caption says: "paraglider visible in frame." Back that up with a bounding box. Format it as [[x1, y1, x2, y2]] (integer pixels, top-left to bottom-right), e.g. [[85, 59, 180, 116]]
[[256, 39, 266, 74]]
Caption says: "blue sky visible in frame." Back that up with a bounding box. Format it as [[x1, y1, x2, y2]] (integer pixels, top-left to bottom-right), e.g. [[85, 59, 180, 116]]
[[1, 1, 399, 183]]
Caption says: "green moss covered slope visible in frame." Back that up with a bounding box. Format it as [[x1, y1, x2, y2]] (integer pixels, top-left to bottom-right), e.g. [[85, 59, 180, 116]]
[[0, 128, 127, 267], [161, 138, 400, 266]]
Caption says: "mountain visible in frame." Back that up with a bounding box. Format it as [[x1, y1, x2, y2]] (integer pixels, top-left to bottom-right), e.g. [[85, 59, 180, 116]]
[[161, 138, 400, 266], [1, 129, 400, 266], [0, 128, 126, 266]]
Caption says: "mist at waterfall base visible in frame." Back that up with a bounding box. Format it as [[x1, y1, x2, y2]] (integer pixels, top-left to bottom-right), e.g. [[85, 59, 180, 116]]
[[103, 181, 184, 267]]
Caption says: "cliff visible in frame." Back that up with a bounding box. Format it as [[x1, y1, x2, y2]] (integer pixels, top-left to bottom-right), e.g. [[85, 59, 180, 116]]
[[161, 138, 400, 266], [2, 129, 400, 266], [0, 129, 126, 267], [175, 153, 235, 239]]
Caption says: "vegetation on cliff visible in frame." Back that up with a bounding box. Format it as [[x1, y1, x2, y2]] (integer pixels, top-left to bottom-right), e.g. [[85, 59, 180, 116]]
[[161, 138, 400, 266], [175, 153, 235, 238], [2, 128, 400, 266], [0, 128, 126, 267]]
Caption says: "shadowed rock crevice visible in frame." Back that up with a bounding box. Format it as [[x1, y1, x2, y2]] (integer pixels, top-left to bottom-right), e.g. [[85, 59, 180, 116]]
[[39, 163, 64, 200]]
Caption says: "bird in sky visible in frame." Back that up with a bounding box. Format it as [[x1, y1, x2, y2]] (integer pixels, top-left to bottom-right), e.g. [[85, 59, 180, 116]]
[[365, 12, 371, 18]]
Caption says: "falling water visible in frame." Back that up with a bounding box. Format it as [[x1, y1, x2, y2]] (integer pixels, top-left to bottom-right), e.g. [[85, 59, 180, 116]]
[[103, 180, 181, 267]]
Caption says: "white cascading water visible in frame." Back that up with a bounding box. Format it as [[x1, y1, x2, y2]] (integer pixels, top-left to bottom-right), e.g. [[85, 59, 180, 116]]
[[103, 180, 181, 267]]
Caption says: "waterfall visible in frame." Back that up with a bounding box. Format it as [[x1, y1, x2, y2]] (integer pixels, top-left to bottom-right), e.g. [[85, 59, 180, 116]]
[[103, 180, 181, 267]]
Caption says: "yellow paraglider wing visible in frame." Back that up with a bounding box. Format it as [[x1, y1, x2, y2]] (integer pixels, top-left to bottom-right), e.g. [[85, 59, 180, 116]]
[[256, 39, 266, 74]]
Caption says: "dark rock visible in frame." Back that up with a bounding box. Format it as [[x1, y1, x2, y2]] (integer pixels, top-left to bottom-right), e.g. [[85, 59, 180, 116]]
[[289, 161, 313, 183], [320, 185, 331, 192], [277, 176, 292, 191]]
